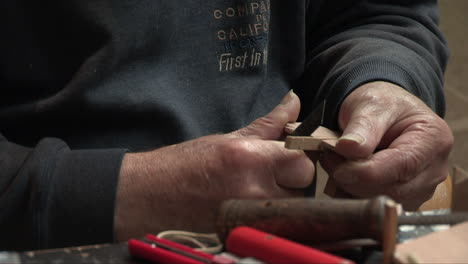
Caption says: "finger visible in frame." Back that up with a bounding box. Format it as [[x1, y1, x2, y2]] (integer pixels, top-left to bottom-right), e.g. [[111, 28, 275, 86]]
[[271, 185, 307, 198], [332, 125, 449, 194], [267, 141, 315, 189], [398, 161, 449, 210], [336, 164, 445, 210], [233, 90, 301, 140], [331, 147, 417, 190], [274, 153, 315, 189], [337, 105, 394, 159], [387, 169, 441, 211], [336, 83, 399, 159], [224, 139, 314, 193], [238, 176, 305, 199]]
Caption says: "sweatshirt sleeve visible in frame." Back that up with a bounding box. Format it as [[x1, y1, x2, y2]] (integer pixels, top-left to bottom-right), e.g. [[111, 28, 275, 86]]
[[299, 0, 449, 129], [0, 134, 126, 250]]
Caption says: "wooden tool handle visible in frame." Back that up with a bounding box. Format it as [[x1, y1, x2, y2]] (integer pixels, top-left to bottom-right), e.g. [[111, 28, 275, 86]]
[[216, 196, 390, 244]]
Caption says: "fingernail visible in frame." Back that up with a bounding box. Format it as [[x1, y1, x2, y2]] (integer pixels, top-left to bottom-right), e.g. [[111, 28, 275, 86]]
[[339, 133, 366, 145], [280, 90, 295, 105]]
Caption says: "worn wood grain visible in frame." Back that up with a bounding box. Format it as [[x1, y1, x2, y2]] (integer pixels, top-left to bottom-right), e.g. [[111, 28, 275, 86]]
[[285, 125, 340, 151]]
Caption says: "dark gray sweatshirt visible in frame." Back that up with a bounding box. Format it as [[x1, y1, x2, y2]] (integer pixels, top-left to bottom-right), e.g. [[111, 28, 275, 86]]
[[0, 0, 448, 250]]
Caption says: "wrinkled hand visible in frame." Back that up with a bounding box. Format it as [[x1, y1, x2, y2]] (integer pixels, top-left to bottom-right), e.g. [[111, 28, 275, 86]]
[[321, 81, 453, 210], [114, 91, 314, 241]]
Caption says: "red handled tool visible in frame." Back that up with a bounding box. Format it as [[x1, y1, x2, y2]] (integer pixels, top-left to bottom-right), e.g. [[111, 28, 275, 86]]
[[225, 226, 355, 264], [128, 234, 234, 264]]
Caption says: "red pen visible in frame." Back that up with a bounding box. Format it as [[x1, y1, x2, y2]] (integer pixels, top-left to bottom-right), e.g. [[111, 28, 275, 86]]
[[128, 234, 234, 264]]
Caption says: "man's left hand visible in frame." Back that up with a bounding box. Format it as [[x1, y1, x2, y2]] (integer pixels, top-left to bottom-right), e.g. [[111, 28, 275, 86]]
[[320, 81, 453, 210]]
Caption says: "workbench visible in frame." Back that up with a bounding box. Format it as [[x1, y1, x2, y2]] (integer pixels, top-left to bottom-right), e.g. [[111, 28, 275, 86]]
[[0, 223, 441, 264], [1, 243, 141, 264], [2, 243, 385, 264]]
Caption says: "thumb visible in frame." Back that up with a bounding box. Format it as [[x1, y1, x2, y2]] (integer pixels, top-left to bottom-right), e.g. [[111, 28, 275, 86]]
[[233, 90, 301, 140], [336, 87, 397, 159]]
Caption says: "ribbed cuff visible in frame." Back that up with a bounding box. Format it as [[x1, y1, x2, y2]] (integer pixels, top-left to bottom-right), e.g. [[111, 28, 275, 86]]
[[43, 144, 126, 248]]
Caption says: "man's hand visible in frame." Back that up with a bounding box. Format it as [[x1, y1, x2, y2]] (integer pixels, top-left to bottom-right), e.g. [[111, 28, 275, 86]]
[[113, 91, 314, 241], [320, 81, 453, 210]]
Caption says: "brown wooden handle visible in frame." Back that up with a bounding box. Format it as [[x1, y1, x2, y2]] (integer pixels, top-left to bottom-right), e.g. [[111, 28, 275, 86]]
[[216, 196, 390, 244]]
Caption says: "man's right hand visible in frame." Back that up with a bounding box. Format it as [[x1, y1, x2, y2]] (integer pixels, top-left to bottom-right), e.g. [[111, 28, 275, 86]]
[[113, 91, 314, 241]]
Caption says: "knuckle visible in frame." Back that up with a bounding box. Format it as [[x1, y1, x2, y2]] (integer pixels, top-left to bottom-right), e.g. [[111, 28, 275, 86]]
[[233, 126, 260, 138], [437, 124, 454, 156], [353, 114, 376, 131], [441, 135, 454, 156], [397, 150, 422, 182], [237, 114, 286, 139], [218, 139, 261, 169], [231, 128, 248, 138], [355, 162, 380, 184], [253, 116, 283, 131], [292, 156, 315, 187], [242, 186, 270, 199], [418, 116, 453, 156]]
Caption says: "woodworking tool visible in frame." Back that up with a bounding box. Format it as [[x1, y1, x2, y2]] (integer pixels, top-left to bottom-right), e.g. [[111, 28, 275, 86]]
[[128, 234, 234, 264], [286, 100, 327, 197], [216, 196, 468, 244], [226, 227, 355, 264], [290, 100, 325, 137]]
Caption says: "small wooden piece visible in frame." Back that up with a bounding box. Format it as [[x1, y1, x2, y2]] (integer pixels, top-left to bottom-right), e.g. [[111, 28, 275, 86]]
[[382, 200, 399, 264], [285, 125, 340, 151], [394, 221, 468, 264], [285, 122, 343, 197], [418, 175, 452, 211]]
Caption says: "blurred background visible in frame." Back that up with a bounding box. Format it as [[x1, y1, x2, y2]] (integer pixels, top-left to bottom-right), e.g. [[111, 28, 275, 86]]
[[440, 1, 468, 172]]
